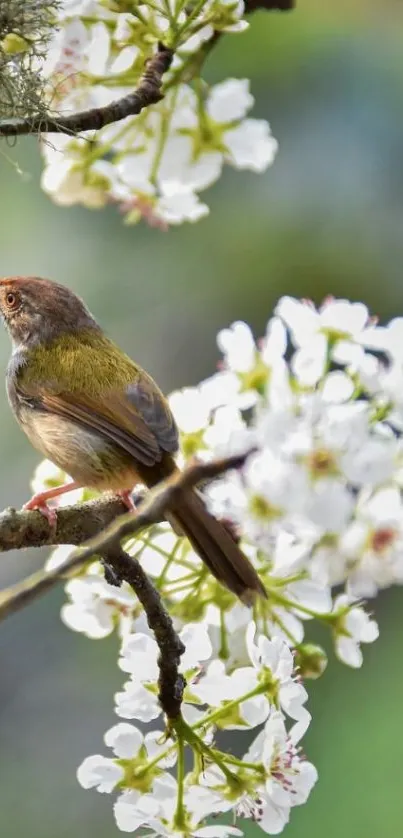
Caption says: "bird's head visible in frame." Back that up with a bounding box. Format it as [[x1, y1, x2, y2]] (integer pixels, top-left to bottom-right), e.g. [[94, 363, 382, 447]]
[[0, 276, 98, 348]]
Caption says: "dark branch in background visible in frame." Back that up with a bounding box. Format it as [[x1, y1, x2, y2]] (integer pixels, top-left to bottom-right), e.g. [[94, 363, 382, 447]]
[[248, 0, 294, 9], [0, 1, 295, 139], [0, 45, 173, 137], [0, 452, 250, 718]]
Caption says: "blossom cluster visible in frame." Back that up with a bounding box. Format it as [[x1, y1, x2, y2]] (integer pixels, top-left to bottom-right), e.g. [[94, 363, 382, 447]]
[[30, 295, 403, 836], [77, 623, 316, 835], [37, 0, 277, 226]]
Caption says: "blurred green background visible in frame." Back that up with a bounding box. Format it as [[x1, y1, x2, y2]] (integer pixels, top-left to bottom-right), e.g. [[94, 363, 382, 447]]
[[1, 1, 403, 836]]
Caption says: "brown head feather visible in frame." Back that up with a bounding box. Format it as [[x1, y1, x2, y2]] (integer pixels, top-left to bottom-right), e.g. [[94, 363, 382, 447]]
[[0, 276, 99, 348]]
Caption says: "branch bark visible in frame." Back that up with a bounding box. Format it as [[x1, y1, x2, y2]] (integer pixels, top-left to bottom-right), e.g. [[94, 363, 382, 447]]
[[0, 45, 173, 138]]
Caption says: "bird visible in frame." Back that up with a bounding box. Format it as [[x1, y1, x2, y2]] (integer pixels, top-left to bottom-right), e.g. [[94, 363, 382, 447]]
[[0, 276, 266, 603]]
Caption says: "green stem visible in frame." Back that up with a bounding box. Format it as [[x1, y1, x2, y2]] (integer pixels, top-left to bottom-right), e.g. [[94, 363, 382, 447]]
[[174, 717, 239, 785], [272, 592, 332, 622], [171, 0, 209, 47], [271, 611, 299, 646], [173, 731, 186, 829], [133, 678, 271, 782], [162, 0, 176, 26], [217, 754, 263, 773], [156, 539, 182, 586], [218, 608, 229, 660], [192, 682, 269, 731]]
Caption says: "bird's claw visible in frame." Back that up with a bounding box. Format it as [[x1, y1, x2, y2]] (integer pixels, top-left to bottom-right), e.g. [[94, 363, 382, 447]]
[[116, 489, 137, 512], [23, 497, 58, 528]]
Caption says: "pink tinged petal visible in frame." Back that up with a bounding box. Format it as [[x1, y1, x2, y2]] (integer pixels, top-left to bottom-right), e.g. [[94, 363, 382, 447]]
[[104, 723, 143, 758], [76, 755, 123, 793]]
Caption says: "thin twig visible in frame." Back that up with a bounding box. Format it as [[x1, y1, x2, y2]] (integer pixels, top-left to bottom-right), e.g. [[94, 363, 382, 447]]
[[0, 46, 173, 137], [104, 544, 185, 718]]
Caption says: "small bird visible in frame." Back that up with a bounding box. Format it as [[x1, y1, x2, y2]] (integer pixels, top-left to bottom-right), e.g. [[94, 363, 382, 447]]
[[0, 276, 266, 603]]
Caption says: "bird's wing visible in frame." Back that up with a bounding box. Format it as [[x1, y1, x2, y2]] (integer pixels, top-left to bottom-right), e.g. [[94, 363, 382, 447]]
[[17, 378, 178, 467]]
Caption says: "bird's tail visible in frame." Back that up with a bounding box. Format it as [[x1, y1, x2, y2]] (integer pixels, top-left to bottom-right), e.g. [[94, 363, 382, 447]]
[[169, 488, 266, 604]]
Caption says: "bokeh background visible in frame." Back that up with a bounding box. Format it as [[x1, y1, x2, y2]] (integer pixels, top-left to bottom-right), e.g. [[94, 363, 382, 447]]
[[1, 1, 403, 836]]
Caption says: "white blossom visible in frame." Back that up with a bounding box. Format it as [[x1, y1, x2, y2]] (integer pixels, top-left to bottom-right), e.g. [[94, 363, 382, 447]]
[[40, 5, 277, 229], [246, 625, 311, 739], [77, 755, 124, 793], [62, 573, 136, 639], [241, 713, 318, 834], [333, 595, 379, 668], [217, 321, 256, 373]]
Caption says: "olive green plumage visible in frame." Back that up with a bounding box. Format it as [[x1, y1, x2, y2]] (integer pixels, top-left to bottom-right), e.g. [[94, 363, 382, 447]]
[[21, 330, 143, 393], [0, 275, 266, 603]]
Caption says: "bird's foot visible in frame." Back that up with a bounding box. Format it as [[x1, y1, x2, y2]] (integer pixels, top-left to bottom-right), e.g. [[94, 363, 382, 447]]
[[116, 489, 137, 511], [23, 481, 81, 528], [23, 496, 58, 528]]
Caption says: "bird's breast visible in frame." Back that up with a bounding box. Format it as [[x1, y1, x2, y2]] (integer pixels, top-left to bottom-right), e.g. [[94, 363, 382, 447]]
[[16, 405, 141, 490]]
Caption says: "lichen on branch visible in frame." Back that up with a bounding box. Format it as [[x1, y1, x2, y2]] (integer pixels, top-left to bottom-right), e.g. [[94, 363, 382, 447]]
[[0, 0, 59, 121]]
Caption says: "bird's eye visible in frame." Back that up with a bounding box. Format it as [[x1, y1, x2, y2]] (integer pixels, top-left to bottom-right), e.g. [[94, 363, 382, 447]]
[[5, 292, 19, 310]]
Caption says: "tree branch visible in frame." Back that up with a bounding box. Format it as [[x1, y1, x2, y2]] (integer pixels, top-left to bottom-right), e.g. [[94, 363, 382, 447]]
[[0, 3, 295, 139], [0, 45, 173, 138], [103, 544, 186, 719], [0, 452, 250, 718], [247, 0, 294, 9], [0, 496, 130, 551]]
